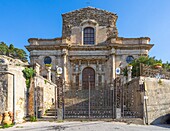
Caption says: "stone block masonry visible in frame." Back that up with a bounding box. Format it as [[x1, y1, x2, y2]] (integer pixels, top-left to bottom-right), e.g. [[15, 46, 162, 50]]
[[0, 65, 8, 114], [144, 77, 170, 124], [0, 63, 27, 123], [28, 75, 56, 117]]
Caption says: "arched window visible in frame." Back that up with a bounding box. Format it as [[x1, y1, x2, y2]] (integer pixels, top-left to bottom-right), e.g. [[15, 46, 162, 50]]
[[126, 56, 134, 63], [44, 56, 52, 64], [83, 27, 95, 45]]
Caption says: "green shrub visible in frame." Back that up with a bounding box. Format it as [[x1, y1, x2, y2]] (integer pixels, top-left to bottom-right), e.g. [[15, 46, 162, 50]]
[[45, 64, 52, 67], [30, 116, 37, 122], [0, 123, 14, 129], [22, 67, 35, 88]]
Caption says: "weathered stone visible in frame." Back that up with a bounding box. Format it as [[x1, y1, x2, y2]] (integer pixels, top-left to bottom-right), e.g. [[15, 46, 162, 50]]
[[0, 56, 27, 124], [143, 77, 170, 124], [26, 7, 153, 87], [62, 7, 118, 37], [28, 76, 56, 116]]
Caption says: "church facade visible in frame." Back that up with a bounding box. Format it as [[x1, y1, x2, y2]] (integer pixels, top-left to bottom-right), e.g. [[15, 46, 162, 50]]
[[26, 7, 153, 89]]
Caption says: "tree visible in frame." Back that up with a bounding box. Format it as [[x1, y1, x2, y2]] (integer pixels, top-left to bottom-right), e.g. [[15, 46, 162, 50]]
[[0, 42, 8, 55], [0, 41, 28, 62], [163, 61, 170, 71], [8, 44, 15, 56], [14, 48, 28, 62], [129, 56, 162, 77]]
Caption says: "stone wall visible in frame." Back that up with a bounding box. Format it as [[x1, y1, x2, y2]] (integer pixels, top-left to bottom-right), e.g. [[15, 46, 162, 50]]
[[0, 61, 27, 123], [143, 77, 170, 124], [0, 65, 8, 114], [28, 75, 56, 116], [62, 7, 118, 38]]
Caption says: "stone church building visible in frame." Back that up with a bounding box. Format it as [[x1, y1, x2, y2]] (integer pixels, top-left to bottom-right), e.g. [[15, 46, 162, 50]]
[[26, 7, 153, 89]]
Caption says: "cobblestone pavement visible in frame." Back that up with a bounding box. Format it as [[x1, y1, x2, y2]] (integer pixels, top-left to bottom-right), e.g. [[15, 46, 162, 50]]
[[1, 121, 170, 131]]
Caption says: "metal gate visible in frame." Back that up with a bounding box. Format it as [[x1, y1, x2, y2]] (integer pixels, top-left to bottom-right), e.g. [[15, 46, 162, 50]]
[[64, 87, 114, 119]]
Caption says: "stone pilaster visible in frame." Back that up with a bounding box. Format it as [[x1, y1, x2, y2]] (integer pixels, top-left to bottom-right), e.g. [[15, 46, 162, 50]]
[[46, 66, 51, 82], [95, 60, 99, 88], [34, 63, 40, 76], [110, 48, 116, 83], [62, 49, 68, 83], [78, 60, 82, 90], [127, 65, 133, 82]]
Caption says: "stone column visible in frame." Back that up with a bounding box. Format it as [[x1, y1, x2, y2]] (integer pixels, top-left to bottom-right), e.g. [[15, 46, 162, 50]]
[[127, 65, 133, 82], [34, 63, 40, 76], [78, 60, 82, 90], [96, 60, 99, 89], [62, 49, 68, 84], [123, 76, 127, 84], [110, 48, 116, 82], [46, 66, 51, 82]]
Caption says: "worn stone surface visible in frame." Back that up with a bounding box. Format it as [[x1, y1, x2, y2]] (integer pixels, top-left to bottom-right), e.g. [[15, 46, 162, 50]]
[[62, 7, 118, 38], [143, 77, 170, 124], [0, 65, 8, 114], [0, 56, 27, 123], [26, 7, 153, 88], [28, 75, 56, 116]]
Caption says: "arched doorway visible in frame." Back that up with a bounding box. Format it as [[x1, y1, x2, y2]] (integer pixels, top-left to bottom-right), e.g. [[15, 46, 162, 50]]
[[82, 67, 95, 89]]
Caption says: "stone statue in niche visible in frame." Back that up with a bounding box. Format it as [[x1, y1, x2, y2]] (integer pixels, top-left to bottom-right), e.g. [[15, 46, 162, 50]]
[[99, 65, 102, 71], [96, 64, 99, 71], [75, 65, 79, 72]]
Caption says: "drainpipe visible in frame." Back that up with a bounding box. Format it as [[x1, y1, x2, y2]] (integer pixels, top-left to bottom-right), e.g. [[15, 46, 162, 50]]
[[0, 71, 16, 125]]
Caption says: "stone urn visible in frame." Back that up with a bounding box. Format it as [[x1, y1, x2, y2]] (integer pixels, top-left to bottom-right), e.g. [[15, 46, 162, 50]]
[[2, 111, 12, 125], [8, 111, 13, 122], [0, 113, 3, 125], [45, 64, 52, 70]]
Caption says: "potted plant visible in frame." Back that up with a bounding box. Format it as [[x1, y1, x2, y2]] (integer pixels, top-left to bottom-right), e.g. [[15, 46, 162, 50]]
[[127, 64, 133, 70], [154, 63, 162, 69], [45, 64, 52, 70], [45, 64, 52, 67]]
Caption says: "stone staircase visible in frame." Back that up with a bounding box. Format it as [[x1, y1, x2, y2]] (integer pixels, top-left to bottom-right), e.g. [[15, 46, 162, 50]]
[[45, 105, 57, 117]]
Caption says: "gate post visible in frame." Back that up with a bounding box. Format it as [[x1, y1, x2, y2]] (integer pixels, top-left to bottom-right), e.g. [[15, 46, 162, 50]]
[[110, 83, 115, 119], [56, 76, 64, 121], [56, 66, 64, 121], [115, 77, 121, 119]]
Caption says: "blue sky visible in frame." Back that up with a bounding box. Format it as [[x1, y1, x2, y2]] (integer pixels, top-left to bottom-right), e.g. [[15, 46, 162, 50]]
[[0, 0, 170, 62]]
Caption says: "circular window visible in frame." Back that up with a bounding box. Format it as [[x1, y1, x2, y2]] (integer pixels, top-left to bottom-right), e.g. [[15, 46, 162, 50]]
[[44, 56, 52, 64], [126, 56, 134, 63]]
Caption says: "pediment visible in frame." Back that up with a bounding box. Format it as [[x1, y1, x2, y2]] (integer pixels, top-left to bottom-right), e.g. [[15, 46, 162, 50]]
[[63, 6, 117, 17]]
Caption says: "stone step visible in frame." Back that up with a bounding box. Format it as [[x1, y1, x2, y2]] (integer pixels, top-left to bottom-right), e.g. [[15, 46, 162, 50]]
[[46, 113, 57, 116]]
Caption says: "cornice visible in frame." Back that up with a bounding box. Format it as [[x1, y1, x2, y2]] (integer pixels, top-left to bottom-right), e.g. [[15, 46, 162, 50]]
[[25, 43, 154, 52], [108, 43, 154, 50], [69, 55, 108, 61], [28, 37, 63, 43], [117, 37, 151, 41]]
